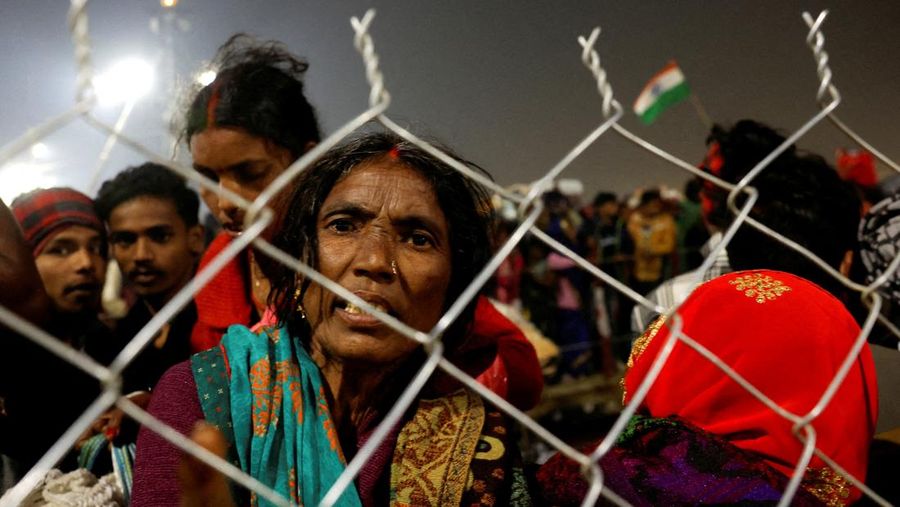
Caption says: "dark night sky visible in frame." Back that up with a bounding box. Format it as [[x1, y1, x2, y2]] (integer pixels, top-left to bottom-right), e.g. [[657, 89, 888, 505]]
[[1, 1, 899, 203]]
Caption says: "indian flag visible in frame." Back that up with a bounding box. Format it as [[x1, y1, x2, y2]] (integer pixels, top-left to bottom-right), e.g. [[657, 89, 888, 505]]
[[633, 61, 690, 125]]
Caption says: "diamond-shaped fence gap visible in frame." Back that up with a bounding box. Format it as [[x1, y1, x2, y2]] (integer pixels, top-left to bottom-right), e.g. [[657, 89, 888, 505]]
[[799, 12, 900, 177], [329, 16, 637, 506], [4, 390, 120, 507], [574, 30, 760, 295], [721, 10, 842, 290], [85, 99, 139, 194], [0, 102, 93, 167], [588, 311, 684, 459], [314, 14, 618, 504], [111, 216, 269, 376], [116, 397, 294, 507], [71, 111, 280, 374]]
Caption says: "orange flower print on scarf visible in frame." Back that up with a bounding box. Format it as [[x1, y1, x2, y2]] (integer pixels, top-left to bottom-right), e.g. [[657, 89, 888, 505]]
[[250, 357, 272, 437], [274, 360, 303, 426], [317, 386, 341, 454]]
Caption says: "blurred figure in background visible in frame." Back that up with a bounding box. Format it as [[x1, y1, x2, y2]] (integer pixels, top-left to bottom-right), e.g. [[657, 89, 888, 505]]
[[626, 188, 675, 297], [836, 147, 882, 215], [674, 178, 708, 273], [579, 191, 628, 374], [540, 190, 594, 379], [520, 238, 557, 344], [492, 219, 524, 309]]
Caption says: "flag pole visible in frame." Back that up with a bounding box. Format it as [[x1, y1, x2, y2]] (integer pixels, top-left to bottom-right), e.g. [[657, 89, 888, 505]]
[[688, 93, 714, 130]]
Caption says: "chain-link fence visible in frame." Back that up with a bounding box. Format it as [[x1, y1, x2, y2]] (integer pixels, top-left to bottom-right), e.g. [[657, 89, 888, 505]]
[[0, 3, 898, 506]]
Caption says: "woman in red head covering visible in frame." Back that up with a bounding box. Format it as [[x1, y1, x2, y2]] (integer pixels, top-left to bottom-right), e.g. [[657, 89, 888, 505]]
[[539, 269, 878, 506]]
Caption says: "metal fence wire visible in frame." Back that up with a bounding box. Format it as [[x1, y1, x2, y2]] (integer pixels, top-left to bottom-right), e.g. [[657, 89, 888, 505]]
[[0, 3, 899, 506]]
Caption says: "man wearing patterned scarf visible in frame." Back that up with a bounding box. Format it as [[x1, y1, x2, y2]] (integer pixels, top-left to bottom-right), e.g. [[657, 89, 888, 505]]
[[10, 187, 107, 329]]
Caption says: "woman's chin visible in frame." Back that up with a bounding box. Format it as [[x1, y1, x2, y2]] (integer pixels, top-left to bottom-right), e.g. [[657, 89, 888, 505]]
[[313, 330, 420, 367]]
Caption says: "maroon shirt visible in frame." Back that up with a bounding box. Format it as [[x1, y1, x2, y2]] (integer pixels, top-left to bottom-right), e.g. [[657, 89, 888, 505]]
[[131, 362, 400, 506]]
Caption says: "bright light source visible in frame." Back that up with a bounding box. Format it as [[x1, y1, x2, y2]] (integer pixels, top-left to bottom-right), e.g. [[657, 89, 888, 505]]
[[197, 70, 217, 87], [30, 143, 50, 160], [161, 0, 178, 8], [0, 162, 60, 204], [93, 58, 155, 106]]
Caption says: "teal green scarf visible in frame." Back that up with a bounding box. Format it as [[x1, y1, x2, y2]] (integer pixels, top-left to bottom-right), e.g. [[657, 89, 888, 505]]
[[192, 324, 362, 507]]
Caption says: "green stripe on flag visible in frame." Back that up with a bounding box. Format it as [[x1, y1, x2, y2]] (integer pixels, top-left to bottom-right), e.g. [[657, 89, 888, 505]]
[[637, 82, 691, 125]]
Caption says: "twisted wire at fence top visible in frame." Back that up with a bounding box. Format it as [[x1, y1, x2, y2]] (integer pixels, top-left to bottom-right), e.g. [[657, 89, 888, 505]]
[[0, 3, 898, 507]]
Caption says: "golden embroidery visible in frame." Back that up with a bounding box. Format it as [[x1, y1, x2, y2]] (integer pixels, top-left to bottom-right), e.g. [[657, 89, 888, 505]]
[[620, 315, 667, 403], [728, 273, 791, 303], [801, 467, 851, 506], [391, 388, 485, 506], [628, 316, 666, 369], [474, 436, 504, 461]]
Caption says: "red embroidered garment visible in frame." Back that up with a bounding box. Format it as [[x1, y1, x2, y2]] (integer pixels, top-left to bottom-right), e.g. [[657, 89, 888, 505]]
[[624, 270, 878, 504]]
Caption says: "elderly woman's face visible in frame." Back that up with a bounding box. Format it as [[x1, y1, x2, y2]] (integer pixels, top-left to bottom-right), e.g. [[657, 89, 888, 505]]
[[303, 159, 452, 365]]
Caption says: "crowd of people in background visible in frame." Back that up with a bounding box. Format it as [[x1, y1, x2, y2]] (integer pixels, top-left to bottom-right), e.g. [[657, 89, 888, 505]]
[[500, 181, 699, 379], [490, 119, 900, 388], [0, 33, 897, 506]]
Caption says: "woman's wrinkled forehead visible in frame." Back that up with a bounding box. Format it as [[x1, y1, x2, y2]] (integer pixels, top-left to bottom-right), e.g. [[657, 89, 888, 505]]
[[321, 158, 440, 213], [327, 154, 428, 200]]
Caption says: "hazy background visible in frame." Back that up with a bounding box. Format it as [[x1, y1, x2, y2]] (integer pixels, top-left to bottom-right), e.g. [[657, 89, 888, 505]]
[[1, 0, 899, 204]]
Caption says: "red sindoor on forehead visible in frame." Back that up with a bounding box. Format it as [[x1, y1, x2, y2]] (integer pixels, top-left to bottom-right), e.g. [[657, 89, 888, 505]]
[[206, 82, 221, 128]]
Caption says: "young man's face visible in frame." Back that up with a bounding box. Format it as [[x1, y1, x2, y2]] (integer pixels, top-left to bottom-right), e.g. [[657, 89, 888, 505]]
[[107, 196, 204, 307], [34, 225, 106, 315], [190, 126, 294, 235]]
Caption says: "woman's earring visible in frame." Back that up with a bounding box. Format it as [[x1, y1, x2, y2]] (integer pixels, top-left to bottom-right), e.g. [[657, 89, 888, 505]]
[[294, 287, 307, 319], [390, 260, 398, 276]]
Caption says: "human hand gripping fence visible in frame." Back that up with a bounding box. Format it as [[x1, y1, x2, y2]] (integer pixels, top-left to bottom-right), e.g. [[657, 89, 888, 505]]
[[0, 4, 898, 507]]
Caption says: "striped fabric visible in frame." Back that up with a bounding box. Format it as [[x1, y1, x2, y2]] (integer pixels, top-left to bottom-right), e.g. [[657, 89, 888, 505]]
[[9, 187, 104, 255], [77, 433, 136, 505], [632, 232, 731, 335]]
